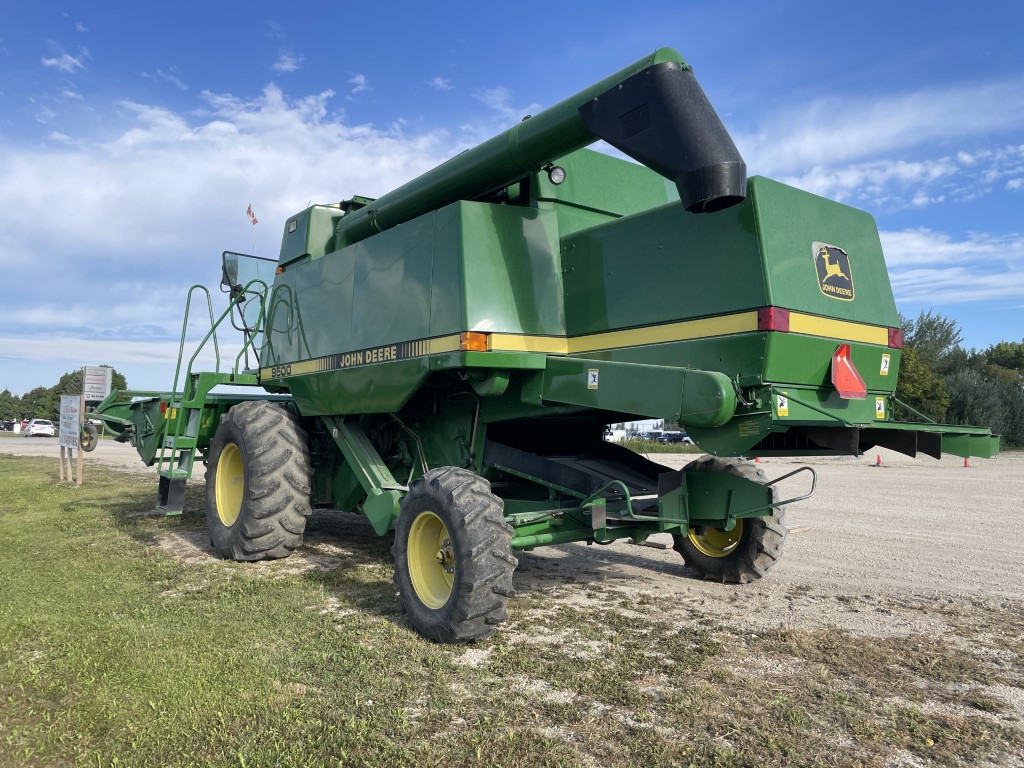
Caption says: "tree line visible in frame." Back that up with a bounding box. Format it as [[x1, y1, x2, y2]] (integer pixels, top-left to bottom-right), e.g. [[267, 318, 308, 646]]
[[895, 310, 1023, 448], [0, 367, 128, 423]]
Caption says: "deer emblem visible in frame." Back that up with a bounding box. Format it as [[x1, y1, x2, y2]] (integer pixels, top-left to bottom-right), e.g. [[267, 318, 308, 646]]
[[819, 247, 849, 282]]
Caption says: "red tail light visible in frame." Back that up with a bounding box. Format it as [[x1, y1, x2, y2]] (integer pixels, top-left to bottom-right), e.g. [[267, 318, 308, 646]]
[[888, 328, 904, 349], [757, 307, 790, 332], [832, 343, 867, 399]]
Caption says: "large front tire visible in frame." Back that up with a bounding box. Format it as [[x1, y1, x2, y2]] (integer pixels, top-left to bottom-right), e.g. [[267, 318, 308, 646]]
[[672, 456, 787, 583], [392, 467, 517, 643], [205, 400, 312, 561]]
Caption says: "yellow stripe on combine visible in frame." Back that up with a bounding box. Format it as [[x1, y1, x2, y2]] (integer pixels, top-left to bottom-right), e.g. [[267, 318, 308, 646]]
[[260, 311, 890, 379], [428, 334, 462, 354], [787, 312, 888, 345], [488, 312, 759, 354]]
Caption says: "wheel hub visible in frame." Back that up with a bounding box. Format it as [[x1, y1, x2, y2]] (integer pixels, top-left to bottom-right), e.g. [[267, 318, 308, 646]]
[[688, 519, 744, 558], [435, 539, 454, 573], [408, 512, 455, 609]]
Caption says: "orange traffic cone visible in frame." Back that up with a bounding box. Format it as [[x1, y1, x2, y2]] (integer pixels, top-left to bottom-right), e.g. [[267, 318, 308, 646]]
[[963, 457, 970, 468], [755, 456, 761, 463], [876, 454, 882, 466]]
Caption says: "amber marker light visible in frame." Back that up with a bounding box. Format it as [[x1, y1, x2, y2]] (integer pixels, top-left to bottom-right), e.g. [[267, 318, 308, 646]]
[[460, 332, 489, 352]]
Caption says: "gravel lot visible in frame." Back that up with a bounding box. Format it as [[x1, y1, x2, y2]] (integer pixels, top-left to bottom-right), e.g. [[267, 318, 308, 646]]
[[2, 436, 1020, 636]]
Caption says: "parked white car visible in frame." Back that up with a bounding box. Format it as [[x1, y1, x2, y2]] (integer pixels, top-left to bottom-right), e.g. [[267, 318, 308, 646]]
[[24, 419, 56, 437]]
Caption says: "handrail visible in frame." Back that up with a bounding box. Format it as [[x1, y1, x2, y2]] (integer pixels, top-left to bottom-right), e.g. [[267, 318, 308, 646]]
[[179, 279, 269, 396], [156, 278, 269, 476], [171, 286, 220, 396]]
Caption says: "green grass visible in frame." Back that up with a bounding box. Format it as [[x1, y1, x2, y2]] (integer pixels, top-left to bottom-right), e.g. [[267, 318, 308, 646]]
[[1, 455, 1022, 767], [619, 438, 703, 455]]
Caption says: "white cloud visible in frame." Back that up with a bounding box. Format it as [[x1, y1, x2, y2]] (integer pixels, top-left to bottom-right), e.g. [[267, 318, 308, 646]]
[[772, 144, 1024, 211], [272, 52, 303, 74], [348, 74, 370, 95], [41, 50, 87, 73], [143, 67, 188, 91], [474, 86, 541, 125], [1008, 178, 1023, 191], [0, 82, 460, 392], [75, 21, 88, 33], [61, 88, 83, 101], [779, 157, 958, 206], [738, 77, 1024, 176], [427, 77, 453, 92], [880, 228, 1024, 303]]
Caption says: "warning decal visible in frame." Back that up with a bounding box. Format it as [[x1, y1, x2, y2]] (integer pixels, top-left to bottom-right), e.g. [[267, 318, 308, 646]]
[[587, 368, 599, 390], [875, 396, 886, 419], [880, 354, 891, 376], [777, 393, 789, 417]]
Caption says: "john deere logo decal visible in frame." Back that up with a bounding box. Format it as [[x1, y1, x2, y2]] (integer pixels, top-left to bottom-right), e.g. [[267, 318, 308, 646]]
[[812, 242, 854, 301]]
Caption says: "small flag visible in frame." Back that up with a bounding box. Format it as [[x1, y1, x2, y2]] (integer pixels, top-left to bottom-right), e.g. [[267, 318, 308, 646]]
[[246, 204, 259, 226]]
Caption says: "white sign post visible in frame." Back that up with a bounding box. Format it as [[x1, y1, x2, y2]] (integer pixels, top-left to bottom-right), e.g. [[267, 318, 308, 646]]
[[83, 366, 113, 403], [59, 394, 81, 485]]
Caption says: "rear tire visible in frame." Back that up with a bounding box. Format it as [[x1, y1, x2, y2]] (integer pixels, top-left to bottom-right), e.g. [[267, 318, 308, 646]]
[[392, 467, 517, 642], [205, 400, 312, 561], [672, 456, 787, 583]]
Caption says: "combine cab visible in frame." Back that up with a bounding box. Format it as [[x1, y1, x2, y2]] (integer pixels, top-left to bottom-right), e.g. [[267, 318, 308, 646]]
[[95, 47, 998, 642]]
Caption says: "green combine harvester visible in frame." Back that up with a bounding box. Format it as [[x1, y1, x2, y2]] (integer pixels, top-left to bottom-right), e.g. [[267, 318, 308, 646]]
[[95, 48, 998, 642]]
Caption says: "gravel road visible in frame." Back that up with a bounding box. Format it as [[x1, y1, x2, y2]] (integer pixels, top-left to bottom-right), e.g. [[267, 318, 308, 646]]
[[2, 436, 1020, 636]]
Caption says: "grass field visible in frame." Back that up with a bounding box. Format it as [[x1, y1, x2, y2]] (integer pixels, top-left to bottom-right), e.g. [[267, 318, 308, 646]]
[[1, 455, 1021, 767]]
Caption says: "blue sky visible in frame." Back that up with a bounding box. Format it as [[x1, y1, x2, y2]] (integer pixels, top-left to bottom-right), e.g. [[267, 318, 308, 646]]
[[1, 1, 1022, 396]]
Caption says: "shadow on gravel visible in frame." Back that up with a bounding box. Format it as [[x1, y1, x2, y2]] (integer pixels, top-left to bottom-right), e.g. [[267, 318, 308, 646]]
[[512, 539, 701, 594]]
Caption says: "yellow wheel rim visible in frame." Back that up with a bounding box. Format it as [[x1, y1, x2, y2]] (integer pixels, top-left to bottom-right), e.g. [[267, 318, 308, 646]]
[[408, 511, 455, 609], [216, 443, 244, 527], [688, 520, 744, 558]]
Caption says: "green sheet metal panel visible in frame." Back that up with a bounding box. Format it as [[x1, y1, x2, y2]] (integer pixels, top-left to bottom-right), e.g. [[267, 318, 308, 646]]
[[565, 335, 768, 386], [752, 177, 899, 327], [560, 195, 764, 336], [428, 204, 465, 338], [763, 333, 902, 393], [350, 217, 434, 350], [263, 241, 355, 365], [460, 203, 565, 336]]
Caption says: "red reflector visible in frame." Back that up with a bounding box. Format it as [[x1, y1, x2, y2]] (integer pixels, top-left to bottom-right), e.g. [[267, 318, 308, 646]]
[[888, 327, 904, 349], [159, 401, 167, 414], [757, 307, 790, 332], [832, 344, 867, 399]]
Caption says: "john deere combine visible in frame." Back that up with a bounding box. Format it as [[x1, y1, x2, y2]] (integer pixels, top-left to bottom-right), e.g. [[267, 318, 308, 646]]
[[95, 48, 998, 642]]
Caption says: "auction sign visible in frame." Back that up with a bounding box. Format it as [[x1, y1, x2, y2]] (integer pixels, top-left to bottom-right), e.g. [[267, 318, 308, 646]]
[[59, 394, 80, 450], [83, 366, 113, 402]]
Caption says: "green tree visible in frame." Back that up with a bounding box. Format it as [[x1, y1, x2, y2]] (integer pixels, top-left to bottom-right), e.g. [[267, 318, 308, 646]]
[[0, 388, 22, 421], [894, 347, 949, 422], [944, 369, 1023, 445], [899, 310, 964, 374], [978, 340, 1024, 386], [20, 386, 58, 420], [983, 339, 1024, 371]]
